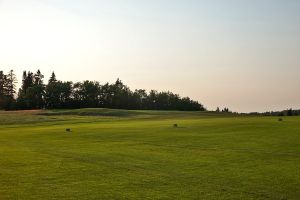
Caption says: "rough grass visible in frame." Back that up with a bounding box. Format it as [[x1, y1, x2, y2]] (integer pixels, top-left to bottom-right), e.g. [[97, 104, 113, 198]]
[[0, 109, 299, 199]]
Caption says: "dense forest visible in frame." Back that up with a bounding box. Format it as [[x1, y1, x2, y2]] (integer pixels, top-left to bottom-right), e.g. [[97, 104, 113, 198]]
[[0, 70, 205, 111]]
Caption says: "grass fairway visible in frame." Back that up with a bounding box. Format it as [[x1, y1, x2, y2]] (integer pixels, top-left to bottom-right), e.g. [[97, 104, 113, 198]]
[[0, 109, 299, 199]]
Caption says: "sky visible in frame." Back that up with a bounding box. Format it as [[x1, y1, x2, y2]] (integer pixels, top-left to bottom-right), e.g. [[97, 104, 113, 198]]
[[0, 0, 299, 112]]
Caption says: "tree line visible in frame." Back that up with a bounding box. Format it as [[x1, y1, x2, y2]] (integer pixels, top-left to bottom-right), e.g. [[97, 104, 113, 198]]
[[0, 70, 206, 111], [248, 109, 300, 116]]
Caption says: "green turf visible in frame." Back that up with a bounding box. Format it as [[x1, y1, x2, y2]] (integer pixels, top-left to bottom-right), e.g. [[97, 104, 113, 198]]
[[0, 109, 299, 199]]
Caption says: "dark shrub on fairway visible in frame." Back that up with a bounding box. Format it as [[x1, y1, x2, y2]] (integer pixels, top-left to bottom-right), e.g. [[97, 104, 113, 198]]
[[173, 124, 178, 128], [66, 128, 71, 132]]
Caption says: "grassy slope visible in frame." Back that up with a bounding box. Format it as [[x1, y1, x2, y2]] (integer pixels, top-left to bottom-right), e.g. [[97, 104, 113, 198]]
[[0, 109, 299, 199]]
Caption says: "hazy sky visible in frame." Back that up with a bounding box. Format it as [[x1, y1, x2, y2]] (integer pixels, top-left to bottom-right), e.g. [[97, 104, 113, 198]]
[[0, 0, 299, 112]]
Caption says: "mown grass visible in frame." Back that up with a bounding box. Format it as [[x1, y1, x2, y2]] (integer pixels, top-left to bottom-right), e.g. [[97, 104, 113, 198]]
[[0, 109, 299, 199]]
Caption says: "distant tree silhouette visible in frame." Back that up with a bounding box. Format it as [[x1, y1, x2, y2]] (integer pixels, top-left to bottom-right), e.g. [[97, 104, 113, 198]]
[[49, 72, 57, 84], [287, 109, 293, 116], [45, 72, 60, 108], [222, 107, 231, 113], [0, 70, 17, 110], [33, 70, 45, 108], [5, 70, 17, 98], [16, 70, 45, 109], [0, 71, 4, 108], [17, 71, 34, 109]]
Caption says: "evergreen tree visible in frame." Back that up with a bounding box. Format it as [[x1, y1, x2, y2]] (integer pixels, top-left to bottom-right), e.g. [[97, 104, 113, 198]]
[[49, 72, 57, 84], [5, 70, 17, 98], [0, 71, 5, 109], [0, 70, 17, 110], [45, 72, 60, 108], [33, 70, 45, 108]]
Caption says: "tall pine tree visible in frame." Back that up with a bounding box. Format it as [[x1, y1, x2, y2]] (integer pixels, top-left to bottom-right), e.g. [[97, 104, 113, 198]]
[[0, 70, 17, 110]]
